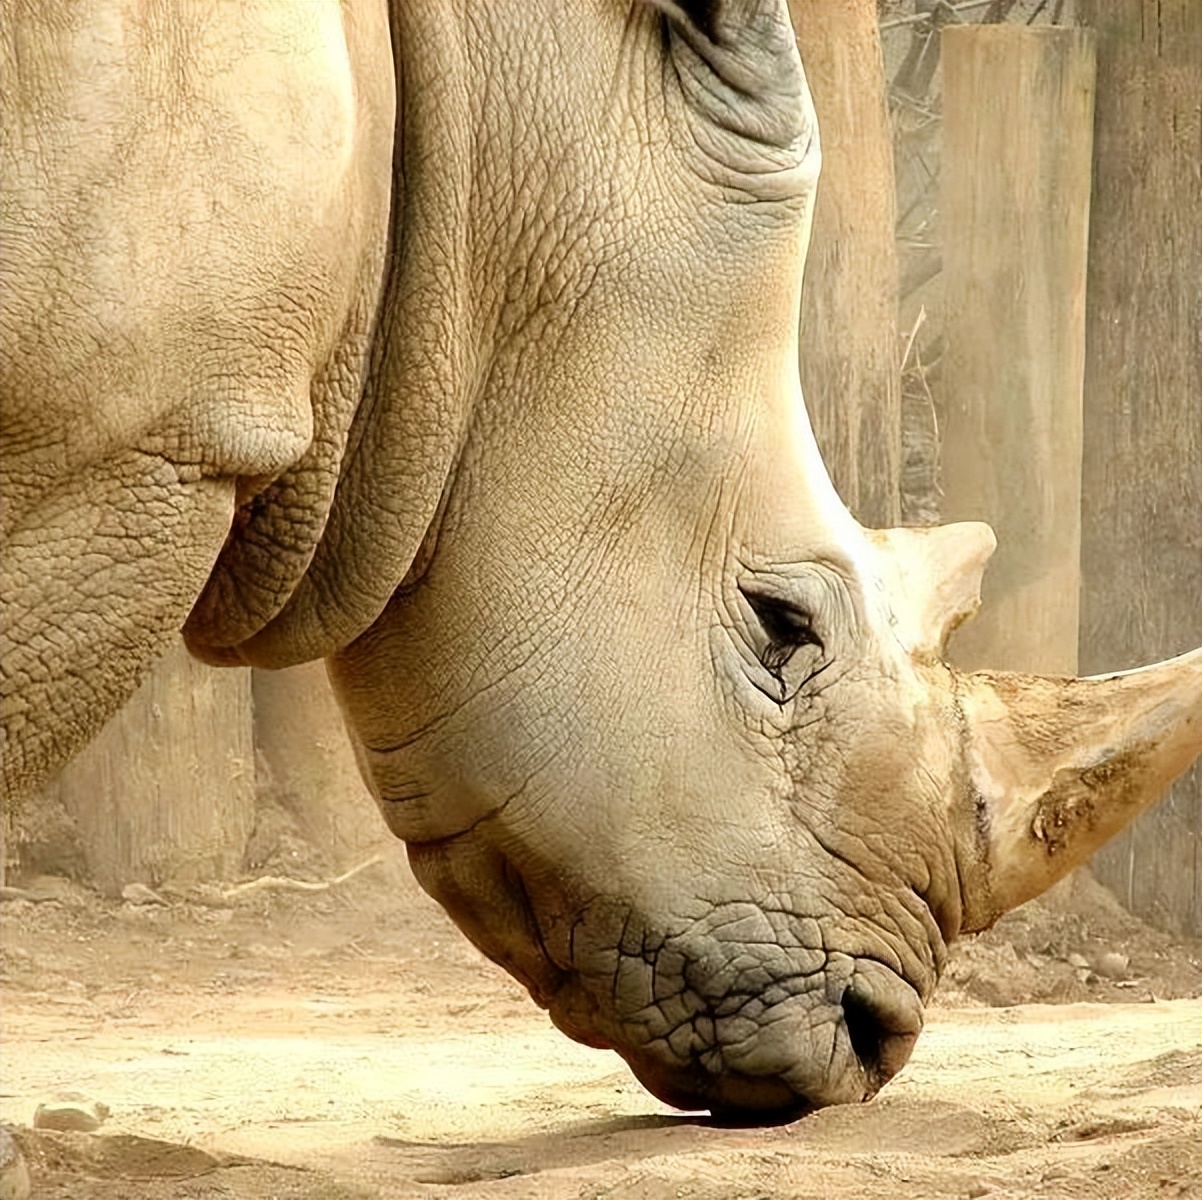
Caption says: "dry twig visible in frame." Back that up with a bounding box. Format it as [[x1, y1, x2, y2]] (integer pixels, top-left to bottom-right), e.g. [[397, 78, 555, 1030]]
[[221, 854, 384, 900]]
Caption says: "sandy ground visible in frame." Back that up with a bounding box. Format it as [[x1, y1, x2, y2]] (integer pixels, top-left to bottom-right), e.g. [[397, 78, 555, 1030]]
[[2, 848, 1199, 1200]]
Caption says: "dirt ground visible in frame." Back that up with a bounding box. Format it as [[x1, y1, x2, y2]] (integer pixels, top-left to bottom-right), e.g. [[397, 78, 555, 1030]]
[[2, 847, 1199, 1200]]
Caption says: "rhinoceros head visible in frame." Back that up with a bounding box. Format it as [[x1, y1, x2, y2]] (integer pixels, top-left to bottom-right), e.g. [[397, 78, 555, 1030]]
[[191, 0, 1199, 1115], [331, 501, 1197, 1115]]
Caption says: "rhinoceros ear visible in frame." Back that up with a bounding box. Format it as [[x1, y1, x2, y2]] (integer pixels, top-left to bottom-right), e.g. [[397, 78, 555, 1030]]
[[956, 649, 1202, 933], [648, 0, 818, 199], [653, 0, 787, 46], [868, 522, 997, 658]]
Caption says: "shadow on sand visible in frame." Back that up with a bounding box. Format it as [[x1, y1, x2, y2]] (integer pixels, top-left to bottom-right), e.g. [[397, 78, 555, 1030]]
[[369, 1110, 724, 1185]]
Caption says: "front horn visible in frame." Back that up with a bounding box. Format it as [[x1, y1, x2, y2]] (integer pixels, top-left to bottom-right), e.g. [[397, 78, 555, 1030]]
[[955, 648, 1201, 933]]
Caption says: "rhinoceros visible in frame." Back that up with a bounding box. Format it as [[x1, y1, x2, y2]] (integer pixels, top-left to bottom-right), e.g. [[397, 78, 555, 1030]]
[[1, 0, 1198, 1117]]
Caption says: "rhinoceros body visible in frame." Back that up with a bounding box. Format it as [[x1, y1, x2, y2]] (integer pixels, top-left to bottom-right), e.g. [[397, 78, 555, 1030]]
[[1, 0, 1198, 1116]]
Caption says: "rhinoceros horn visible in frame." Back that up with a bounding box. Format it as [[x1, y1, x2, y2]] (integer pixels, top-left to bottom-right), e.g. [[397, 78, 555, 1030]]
[[868, 523, 999, 657], [955, 649, 1201, 932], [872, 523, 1200, 934]]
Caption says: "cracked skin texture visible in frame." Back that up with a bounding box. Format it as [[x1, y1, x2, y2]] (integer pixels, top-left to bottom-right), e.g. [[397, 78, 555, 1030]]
[[1, 0, 396, 795], [4, 0, 1199, 1118]]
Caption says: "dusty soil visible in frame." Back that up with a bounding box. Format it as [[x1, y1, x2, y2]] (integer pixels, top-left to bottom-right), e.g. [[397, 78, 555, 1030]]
[[2, 850, 1198, 1200]]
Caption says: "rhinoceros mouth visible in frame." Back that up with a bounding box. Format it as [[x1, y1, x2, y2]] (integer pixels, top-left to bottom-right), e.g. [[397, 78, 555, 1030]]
[[543, 902, 927, 1117], [411, 839, 930, 1117]]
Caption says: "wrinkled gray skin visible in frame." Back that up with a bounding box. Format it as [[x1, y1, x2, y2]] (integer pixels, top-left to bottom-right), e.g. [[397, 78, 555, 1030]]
[[3, 0, 1199, 1118]]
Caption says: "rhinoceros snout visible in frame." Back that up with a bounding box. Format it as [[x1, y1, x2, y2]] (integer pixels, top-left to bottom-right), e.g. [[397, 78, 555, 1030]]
[[549, 915, 926, 1119], [618, 975, 922, 1118]]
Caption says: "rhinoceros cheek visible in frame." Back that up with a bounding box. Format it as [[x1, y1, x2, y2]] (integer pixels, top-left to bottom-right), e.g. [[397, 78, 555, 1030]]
[[405, 838, 568, 1008]]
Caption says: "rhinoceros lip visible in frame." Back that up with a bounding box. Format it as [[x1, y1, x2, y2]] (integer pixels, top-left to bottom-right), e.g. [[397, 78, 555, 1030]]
[[487, 881, 932, 1113], [544, 966, 922, 1115], [536, 908, 927, 1116]]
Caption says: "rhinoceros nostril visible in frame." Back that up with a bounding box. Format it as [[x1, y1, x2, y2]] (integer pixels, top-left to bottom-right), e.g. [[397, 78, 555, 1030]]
[[840, 988, 889, 1084], [840, 970, 923, 1093]]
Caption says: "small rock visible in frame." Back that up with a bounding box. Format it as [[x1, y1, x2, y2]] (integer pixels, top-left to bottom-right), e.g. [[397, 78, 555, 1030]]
[[966, 1183, 992, 1198], [121, 883, 169, 907], [19, 874, 76, 900], [32, 1098, 110, 1133], [0, 1127, 31, 1200], [1090, 950, 1130, 981], [1065, 952, 1089, 971]]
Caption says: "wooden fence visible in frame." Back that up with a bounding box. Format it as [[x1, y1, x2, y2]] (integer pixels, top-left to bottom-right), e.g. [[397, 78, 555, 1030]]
[[935, 21, 1200, 935]]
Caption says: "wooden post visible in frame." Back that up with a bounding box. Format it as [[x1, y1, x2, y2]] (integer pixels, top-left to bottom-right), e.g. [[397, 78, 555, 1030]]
[[46, 641, 255, 895], [252, 663, 385, 867], [937, 28, 1096, 674], [1077, 0, 1202, 937], [789, 0, 901, 528]]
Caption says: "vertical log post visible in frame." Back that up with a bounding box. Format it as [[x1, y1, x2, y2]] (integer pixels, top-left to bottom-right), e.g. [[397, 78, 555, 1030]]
[[1077, 0, 1202, 936], [46, 641, 255, 895], [252, 663, 384, 867], [938, 28, 1096, 674], [788, 0, 902, 528]]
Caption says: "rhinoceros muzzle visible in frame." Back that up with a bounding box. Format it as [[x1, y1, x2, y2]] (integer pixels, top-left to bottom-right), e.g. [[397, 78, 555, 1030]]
[[544, 903, 927, 1116]]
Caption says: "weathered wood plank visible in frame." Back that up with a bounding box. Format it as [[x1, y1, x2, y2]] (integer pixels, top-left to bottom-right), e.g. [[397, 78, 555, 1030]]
[[252, 663, 385, 868], [790, 0, 902, 528], [45, 642, 255, 895], [1077, 0, 1202, 937], [938, 27, 1096, 675]]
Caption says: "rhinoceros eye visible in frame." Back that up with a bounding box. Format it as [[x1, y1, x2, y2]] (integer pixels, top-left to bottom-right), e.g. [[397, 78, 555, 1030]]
[[740, 588, 823, 677]]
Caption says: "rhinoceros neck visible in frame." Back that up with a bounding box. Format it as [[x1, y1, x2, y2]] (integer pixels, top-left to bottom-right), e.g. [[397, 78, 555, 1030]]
[[191, 0, 852, 671], [188, 3, 498, 669], [191, 1, 640, 667]]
